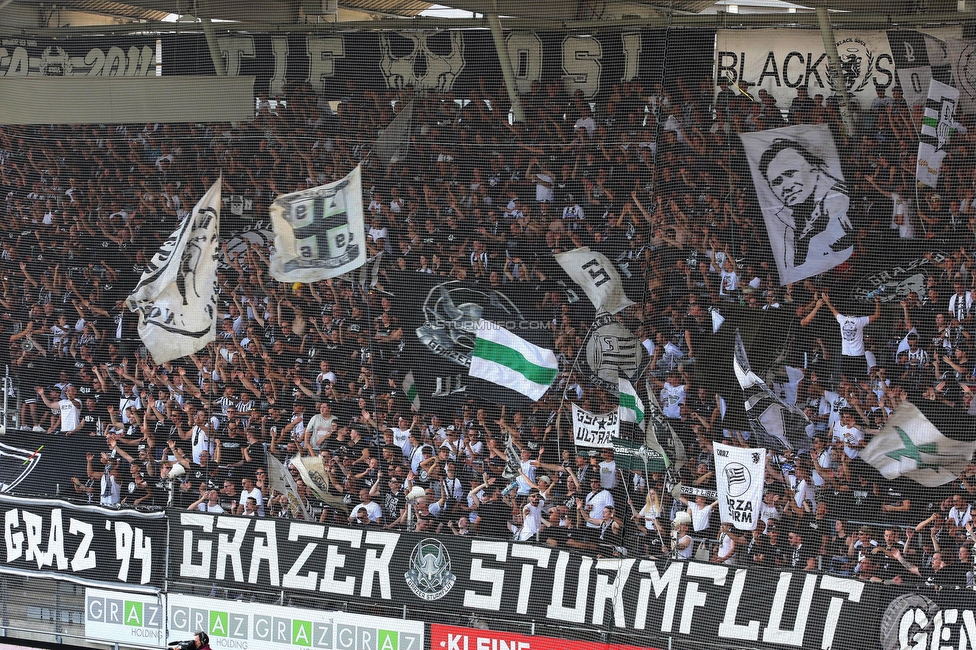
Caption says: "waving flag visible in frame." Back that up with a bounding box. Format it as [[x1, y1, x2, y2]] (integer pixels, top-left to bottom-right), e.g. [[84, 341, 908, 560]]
[[266, 454, 311, 520], [374, 98, 414, 166], [554, 247, 635, 314], [126, 179, 221, 364], [469, 321, 558, 401], [291, 454, 348, 512], [269, 165, 366, 283], [402, 370, 421, 412], [862, 401, 976, 487], [733, 329, 811, 451], [917, 80, 959, 188], [739, 124, 852, 285], [618, 377, 645, 428]]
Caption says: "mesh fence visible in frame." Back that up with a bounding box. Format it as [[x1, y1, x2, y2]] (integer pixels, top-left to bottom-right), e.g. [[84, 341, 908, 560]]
[[0, 6, 975, 650]]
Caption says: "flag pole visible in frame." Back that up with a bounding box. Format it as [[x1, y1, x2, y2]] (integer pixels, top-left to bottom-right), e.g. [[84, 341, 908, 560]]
[[554, 319, 598, 444]]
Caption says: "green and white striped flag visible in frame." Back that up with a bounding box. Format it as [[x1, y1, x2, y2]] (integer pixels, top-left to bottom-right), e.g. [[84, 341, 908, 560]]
[[917, 79, 959, 188], [402, 370, 420, 412], [618, 377, 645, 429], [469, 321, 558, 401]]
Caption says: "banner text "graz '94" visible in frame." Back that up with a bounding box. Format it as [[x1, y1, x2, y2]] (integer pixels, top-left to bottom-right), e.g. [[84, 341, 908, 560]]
[[0, 495, 165, 591]]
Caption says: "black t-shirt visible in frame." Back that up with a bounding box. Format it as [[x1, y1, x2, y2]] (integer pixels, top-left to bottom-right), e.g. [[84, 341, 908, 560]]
[[791, 542, 816, 569], [217, 435, 244, 468], [242, 441, 266, 479], [383, 488, 405, 523], [78, 405, 105, 436], [683, 315, 709, 356], [745, 535, 771, 565], [477, 498, 511, 539]]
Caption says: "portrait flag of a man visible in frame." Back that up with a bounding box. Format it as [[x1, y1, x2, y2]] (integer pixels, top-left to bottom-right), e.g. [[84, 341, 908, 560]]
[[740, 124, 853, 285]]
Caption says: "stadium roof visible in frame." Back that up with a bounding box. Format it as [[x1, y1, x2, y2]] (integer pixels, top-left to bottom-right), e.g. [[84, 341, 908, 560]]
[[0, 0, 970, 36]]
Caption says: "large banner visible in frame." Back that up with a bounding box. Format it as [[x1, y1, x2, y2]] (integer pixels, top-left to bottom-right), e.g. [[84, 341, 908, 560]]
[[168, 593, 424, 650], [0, 494, 166, 591], [160, 29, 715, 99], [127, 180, 221, 364], [168, 512, 881, 649], [0, 36, 156, 77], [739, 124, 852, 286], [0, 429, 106, 498], [716, 28, 962, 111], [392, 275, 555, 410]]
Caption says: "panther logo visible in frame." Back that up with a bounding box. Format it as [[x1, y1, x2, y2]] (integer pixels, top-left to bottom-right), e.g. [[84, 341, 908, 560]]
[[404, 538, 456, 601]]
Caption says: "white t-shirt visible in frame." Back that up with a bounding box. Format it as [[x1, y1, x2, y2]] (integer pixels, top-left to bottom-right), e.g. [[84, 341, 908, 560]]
[[515, 459, 536, 495], [351, 501, 383, 523], [948, 504, 972, 528], [239, 487, 265, 516], [391, 427, 413, 456], [660, 383, 686, 419], [191, 426, 214, 464], [598, 460, 617, 489], [687, 501, 714, 532], [719, 270, 739, 297], [831, 422, 864, 459], [517, 500, 546, 541], [305, 413, 336, 450], [59, 398, 81, 432], [836, 314, 870, 356], [584, 489, 614, 528]]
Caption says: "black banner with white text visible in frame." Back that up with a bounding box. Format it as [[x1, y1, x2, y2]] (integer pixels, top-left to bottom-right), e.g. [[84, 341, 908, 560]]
[[0, 494, 165, 592], [168, 512, 881, 650], [160, 30, 714, 99]]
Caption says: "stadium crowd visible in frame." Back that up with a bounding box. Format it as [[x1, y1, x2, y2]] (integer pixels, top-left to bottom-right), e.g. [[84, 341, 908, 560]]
[[1, 72, 976, 589]]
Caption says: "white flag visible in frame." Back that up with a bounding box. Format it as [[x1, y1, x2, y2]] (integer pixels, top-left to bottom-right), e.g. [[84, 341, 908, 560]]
[[947, 38, 976, 115], [403, 370, 420, 412], [713, 442, 765, 531], [126, 179, 221, 364], [572, 403, 620, 448], [618, 377, 645, 428], [374, 98, 414, 166], [269, 165, 366, 283], [469, 321, 558, 401], [267, 454, 312, 520], [554, 247, 634, 314], [739, 124, 853, 285], [861, 401, 976, 487], [916, 80, 959, 188]]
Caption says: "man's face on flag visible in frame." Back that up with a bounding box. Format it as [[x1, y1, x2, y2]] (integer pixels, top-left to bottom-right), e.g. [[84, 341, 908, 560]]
[[765, 148, 817, 207]]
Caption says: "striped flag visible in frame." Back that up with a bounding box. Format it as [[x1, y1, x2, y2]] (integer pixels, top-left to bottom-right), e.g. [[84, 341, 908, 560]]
[[402, 370, 420, 412], [618, 377, 645, 428], [469, 321, 558, 401], [917, 80, 959, 188]]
